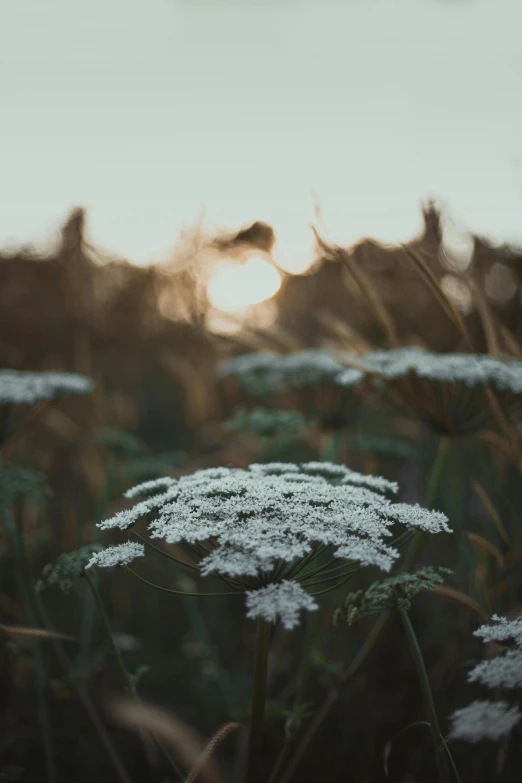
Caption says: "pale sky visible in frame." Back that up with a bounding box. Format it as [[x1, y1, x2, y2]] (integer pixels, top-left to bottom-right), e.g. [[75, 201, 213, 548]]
[[1, 0, 521, 268]]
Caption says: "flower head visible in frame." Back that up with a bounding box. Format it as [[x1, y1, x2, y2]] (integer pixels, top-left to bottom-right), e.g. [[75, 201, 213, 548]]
[[450, 700, 521, 743], [92, 462, 450, 628], [0, 369, 94, 406], [450, 613, 522, 742], [336, 347, 522, 436], [85, 541, 145, 570], [245, 580, 319, 630], [219, 349, 365, 431]]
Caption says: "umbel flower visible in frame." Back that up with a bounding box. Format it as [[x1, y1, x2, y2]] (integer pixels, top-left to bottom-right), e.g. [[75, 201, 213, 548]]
[[450, 614, 522, 742], [87, 462, 451, 630], [336, 346, 522, 437], [0, 369, 94, 445], [218, 350, 365, 431], [0, 369, 94, 406]]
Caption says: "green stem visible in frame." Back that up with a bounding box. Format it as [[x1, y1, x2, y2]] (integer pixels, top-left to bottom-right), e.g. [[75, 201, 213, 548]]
[[399, 609, 451, 783], [277, 438, 453, 782], [400, 436, 452, 573], [28, 582, 133, 783], [84, 572, 184, 780], [131, 530, 200, 572], [124, 567, 240, 597], [84, 572, 137, 697], [245, 618, 272, 783], [2, 503, 56, 783]]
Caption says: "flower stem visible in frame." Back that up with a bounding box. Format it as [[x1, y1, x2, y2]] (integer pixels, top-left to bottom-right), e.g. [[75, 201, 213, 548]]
[[1, 502, 56, 783], [84, 572, 184, 780], [131, 529, 200, 572], [245, 618, 272, 783], [400, 435, 452, 573], [277, 438, 453, 782], [124, 566, 240, 597], [399, 609, 452, 783], [84, 572, 137, 697]]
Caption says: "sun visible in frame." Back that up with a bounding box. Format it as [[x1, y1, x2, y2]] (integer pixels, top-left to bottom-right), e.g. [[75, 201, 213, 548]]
[[207, 256, 282, 313]]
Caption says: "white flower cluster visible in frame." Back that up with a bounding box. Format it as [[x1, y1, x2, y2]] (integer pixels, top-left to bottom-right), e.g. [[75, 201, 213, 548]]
[[450, 614, 522, 742], [0, 369, 94, 405], [85, 541, 145, 569], [92, 462, 450, 628], [451, 700, 521, 743], [245, 580, 319, 630], [218, 349, 364, 397], [336, 347, 522, 393]]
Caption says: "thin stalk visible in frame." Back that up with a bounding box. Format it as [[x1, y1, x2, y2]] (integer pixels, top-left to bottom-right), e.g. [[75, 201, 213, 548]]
[[267, 739, 290, 783], [399, 609, 452, 783], [309, 570, 357, 596], [131, 530, 199, 572], [298, 567, 358, 589], [294, 556, 340, 582], [32, 597, 133, 783], [84, 572, 137, 697], [84, 572, 184, 781], [124, 567, 241, 597], [245, 618, 272, 783], [277, 433, 451, 782], [281, 545, 328, 582], [2, 503, 56, 783], [269, 613, 316, 783], [400, 436, 452, 573]]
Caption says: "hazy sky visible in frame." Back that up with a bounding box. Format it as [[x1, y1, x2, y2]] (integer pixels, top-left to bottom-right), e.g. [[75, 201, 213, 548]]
[[1, 0, 521, 266]]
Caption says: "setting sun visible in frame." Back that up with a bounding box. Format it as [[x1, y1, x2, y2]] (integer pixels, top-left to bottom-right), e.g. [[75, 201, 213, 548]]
[[207, 256, 282, 313]]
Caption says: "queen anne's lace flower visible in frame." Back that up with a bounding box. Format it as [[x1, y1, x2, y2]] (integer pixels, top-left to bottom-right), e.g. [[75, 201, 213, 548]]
[[0, 369, 94, 405], [451, 614, 522, 742], [219, 349, 363, 397], [219, 349, 365, 431], [451, 700, 522, 743], [337, 347, 522, 390], [336, 347, 522, 435], [85, 541, 145, 569], [473, 614, 522, 645], [468, 649, 522, 690], [92, 462, 450, 628], [245, 581, 319, 630]]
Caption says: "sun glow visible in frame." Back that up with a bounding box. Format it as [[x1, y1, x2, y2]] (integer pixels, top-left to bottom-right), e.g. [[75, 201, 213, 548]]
[[207, 256, 282, 313]]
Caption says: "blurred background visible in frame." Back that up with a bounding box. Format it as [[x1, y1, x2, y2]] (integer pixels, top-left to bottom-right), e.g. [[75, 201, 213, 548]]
[[2, 1, 522, 782]]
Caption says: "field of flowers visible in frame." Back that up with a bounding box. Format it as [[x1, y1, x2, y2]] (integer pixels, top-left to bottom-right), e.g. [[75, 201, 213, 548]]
[[2, 205, 522, 782]]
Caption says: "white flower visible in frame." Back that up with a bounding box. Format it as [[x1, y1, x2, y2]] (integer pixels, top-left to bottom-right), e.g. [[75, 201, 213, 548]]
[[94, 462, 450, 627], [450, 700, 522, 742], [468, 649, 522, 690], [219, 349, 364, 396], [473, 614, 522, 645], [336, 347, 522, 393], [85, 541, 145, 569], [245, 580, 319, 630], [0, 369, 94, 405], [451, 614, 522, 742], [124, 477, 177, 499], [386, 503, 452, 534]]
